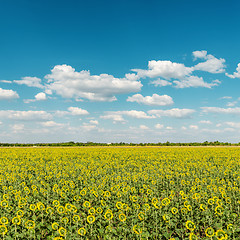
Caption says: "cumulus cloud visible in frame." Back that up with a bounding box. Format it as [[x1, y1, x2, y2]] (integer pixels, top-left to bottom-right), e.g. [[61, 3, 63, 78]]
[[199, 120, 212, 124], [148, 108, 195, 118], [193, 50, 226, 73], [192, 50, 208, 60], [226, 63, 240, 78], [35, 92, 47, 101], [226, 101, 237, 107], [174, 76, 220, 88], [0, 88, 19, 100], [201, 107, 240, 114], [0, 110, 52, 121], [220, 96, 232, 100], [68, 107, 89, 116], [44, 64, 142, 102], [14, 77, 44, 88], [89, 120, 99, 125], [100, 114, 126, 123], [139, 125, 149, 130], [151, 79, 172, 87], [132, 60, 193, 79], [225, 122, 240, 128], [119, 110, 156, 119], [24, 92, 47, 103], [189, 125, 199, 130], [155, 123, 164, 129], [127, 94, 173, 106], [11, 124, 24, 132], [100, 110, 155, 123], [41, 121, 64, 127]]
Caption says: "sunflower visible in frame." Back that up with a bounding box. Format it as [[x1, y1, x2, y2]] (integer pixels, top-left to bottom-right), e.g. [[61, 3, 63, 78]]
[[88, 207, 95, 215], [215, 206, 224, 216], [16, 210, 24, 217], [57, 206, 65, 214], [52, 222, 59, 230], [208, 198, 214, 205], [161, 198, 170, 206], [72, 215, 80, 223], [138, 212, 145, 221], [119, 213, 126, 222], [143, 203, 150, 211], [171, 207, 178, 214], [215, 229, 228, 240], [78, 227, 86, 236], [46, 206, 54, 215], [104, 211, 113, 221], [0, 200, 8, 208], [189, 232, 198, 240], [87, 215, 95, 224], [132, 225, 142, 235], [29, 204, 37, 211], [58, 227, 67, 237], [61, 217, 69, 224], [37, 202, 45, 211], [52, 200, 60, 207], [205, 227, 214, 237], [83, 201, 91, 208], [96, 207, 103, 214], [0, 225, 7, 235], [25, 220, 35, 229], [116, 201, 123, 210], [186, 220, 196, 232], [12, 217, 21, 225]]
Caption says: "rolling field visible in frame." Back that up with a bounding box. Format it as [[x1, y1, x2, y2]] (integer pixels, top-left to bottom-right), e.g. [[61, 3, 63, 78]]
[[0, 147, 239, 239]]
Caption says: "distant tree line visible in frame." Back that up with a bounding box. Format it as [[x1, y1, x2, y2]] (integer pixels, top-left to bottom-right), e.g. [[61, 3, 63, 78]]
[[0, 141, 238, 147]]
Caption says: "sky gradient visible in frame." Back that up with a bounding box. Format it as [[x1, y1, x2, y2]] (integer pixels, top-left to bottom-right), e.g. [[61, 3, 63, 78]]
[[1, 0, 240, 143]]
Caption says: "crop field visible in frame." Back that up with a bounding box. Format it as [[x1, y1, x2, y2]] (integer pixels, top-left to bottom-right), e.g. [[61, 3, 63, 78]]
[[0, 147, 239, 240]]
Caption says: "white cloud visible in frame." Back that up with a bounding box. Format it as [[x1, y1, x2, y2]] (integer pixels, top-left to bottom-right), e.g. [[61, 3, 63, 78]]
[[68, 107, 89, 116], [148, 108, 195, 118], [0, 110, 52, 121], [100, 114, 125, 123], [35, 92, 47, 101], [41, 121, 64, 127], [139, 125, 149, 130], [11, 124, 24, 132], [220, 96, 232, 99], [14, 77, 44, 88], [201, 107, 240, 114], [89, 120, 99, 125], [0, 88, 19, 100], [24, 92, 47, 103], [127, 94, 173, 106], [181, 126, 187, 130], [81, 122, 98, 131], [199, 120, 212, 124], [45, 64, 142, 102], [132, 60, 193, 79], [193, 50, 226, 73], [119, 110, 156, 119], [192, 50, 208, 60], [226, 101, 237, 107], [0, 80, 12, 83], [100, 110, 155, 124], [225, 63, 240, 78], [155, 123, 164, 129], [189, 125, 199, 130], [174, 76, 220, 88], [225, 122, 240, 128], [151, 79, 172, 87], [166, 126, 173, 130]]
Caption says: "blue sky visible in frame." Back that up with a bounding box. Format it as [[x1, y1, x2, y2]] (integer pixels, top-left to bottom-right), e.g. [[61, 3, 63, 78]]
[[1, 0, 240, 143]]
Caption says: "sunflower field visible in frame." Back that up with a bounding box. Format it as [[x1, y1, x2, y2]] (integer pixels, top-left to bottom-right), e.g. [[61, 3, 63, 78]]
[[0, 147, 239, 240]]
